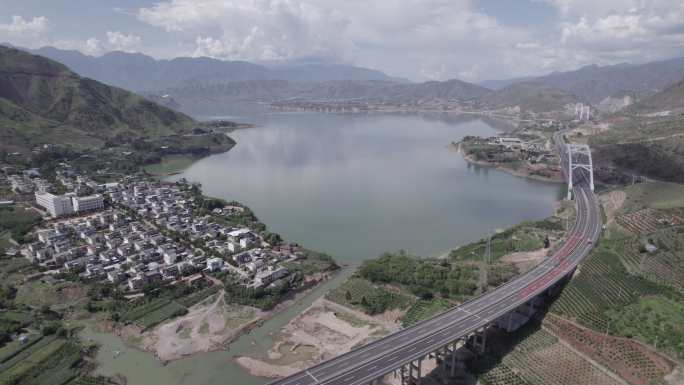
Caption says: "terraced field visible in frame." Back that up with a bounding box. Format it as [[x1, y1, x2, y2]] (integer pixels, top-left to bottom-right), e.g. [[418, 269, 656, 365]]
[[615, 208, 684, 235], [544, 315, 674, 385], [479, 329, 623, 385], [549, 240, 679, 331], [621, 227, 684, 292]]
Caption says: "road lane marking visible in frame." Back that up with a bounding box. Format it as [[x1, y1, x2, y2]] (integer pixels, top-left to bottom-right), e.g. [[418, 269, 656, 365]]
[[306, 370, 319, 383]]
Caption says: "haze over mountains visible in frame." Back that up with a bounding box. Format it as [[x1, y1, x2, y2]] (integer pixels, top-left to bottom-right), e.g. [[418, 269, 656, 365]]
[[25, 46, 405, 92], [7, 45, 684, 118]]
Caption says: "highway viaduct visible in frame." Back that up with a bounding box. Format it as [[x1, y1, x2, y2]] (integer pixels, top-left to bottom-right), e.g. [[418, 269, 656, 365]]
[[269, 131, 601, 385]]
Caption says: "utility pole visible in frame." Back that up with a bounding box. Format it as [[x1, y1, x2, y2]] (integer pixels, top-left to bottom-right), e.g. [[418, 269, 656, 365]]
[[486, 230, 492, 266], [482, 230, 492, 294]]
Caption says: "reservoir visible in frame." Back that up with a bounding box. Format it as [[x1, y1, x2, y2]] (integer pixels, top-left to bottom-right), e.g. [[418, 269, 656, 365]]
[[171, 112, 564, 262], [85, 112, 564, 384]]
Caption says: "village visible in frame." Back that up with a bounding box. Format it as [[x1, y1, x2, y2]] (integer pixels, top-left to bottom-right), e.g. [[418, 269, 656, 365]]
[[2, 164, 313, 298]]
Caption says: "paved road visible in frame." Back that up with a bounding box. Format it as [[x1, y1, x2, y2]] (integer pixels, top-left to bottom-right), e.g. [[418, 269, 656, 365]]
[[270, 136, 601, 385]]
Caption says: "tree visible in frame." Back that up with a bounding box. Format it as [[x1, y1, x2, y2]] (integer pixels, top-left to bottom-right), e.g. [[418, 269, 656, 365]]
[[345, 290, 352, 302]]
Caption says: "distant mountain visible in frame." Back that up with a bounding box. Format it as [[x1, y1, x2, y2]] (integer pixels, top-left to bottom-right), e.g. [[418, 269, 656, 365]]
[[479, 76, 536, 90], [624, 80, 684, 115], [480, 82, 578, 112], [0, 46, 200, 152], [596, 90, 642, 113], [23, 46, 403, 93], [154, 78, 492, 116], [480, 57, 684, 105]]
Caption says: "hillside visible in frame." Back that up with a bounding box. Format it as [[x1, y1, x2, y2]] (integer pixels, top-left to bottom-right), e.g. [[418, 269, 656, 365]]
[[625, 80, 684, 115], [0, 46, 231, 154], [481, 57, 684, 105], [480, 82, 578, 112]]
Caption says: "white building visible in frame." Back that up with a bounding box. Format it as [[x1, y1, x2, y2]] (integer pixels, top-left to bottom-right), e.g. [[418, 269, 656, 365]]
[[73, 194, 104, 213], [206, 257, 224, 272], [35, 192, 74, 217], [495, 137, 523, 149]]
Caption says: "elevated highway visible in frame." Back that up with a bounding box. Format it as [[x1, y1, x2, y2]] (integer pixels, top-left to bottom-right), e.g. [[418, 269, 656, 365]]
[[270, 132, 601, 385]]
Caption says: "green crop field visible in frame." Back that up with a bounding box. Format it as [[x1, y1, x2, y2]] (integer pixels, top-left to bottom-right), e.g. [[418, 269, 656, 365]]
[[0, 334, 43, 364], [606, 296, 684, 360], [621, 227, 684, 292], [450, 219, 563, 263], [121, 298, 188, 329], [0, 337, 82, 385], [136, 301, 187, 329], [550, 238, 681, 331], [177, 286, 221, 307], [326, 278, 413, 315], [618, 182, 684, 213], [401, 299, 453, 327]]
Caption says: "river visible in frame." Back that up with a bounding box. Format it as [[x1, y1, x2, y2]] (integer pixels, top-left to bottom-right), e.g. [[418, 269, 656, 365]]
[[83, 112, 564, 384]]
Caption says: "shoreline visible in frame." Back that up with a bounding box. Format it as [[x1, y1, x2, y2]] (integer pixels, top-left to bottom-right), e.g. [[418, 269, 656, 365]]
[[452, 142, 564, 184]]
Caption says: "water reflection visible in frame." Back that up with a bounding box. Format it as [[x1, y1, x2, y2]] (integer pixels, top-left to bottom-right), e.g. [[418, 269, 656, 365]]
[[172, 113, 564, 262]]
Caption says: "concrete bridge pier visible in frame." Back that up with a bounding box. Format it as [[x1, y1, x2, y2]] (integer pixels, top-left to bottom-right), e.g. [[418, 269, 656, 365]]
[[466, 328, 487, 355], [399, 358, 423, 385], [437, 341, 472, 384]]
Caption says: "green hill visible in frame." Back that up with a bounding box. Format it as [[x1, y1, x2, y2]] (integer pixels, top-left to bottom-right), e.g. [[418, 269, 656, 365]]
[[0, 45, 208, 152]]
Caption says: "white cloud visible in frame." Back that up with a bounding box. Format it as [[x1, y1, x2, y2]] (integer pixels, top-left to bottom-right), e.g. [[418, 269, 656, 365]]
[[552, 2, 684, 63], [140, 0, 353, 62], [0, 15, 48, 34], [52, 37, 103, 55], [85, 38, 103, 55], [106, 31, 142, 51], [137, 0, 533, 80]]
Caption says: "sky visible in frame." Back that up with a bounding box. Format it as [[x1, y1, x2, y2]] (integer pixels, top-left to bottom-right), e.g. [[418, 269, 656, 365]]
[[1, 0, 684, 82]]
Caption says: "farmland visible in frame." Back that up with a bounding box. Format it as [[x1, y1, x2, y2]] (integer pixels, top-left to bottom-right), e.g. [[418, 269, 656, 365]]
[[120, 298, 188, 330], [474, 326, 624, 385], [0, 336, 83, 385], [616, 182, 684, 213], [544, 315, 674, 385], [449, 218, 565, 263], [325, 277, 414, 315], [615, 208, 684, 235], [401, 299, 452, 327], [605, 296, 684, 360], [621, 226, 684, 292], [549, 236, 681, 331]]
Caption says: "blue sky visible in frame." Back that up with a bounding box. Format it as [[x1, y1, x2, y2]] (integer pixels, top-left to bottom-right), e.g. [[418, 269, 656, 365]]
[[1, 0, 683, 82]]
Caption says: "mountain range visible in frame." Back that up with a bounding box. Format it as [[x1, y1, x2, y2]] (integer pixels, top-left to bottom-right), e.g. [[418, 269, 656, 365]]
[[24, 46, 404, 93], [7, 45, 684, 118], [481, 58, 684, 106]]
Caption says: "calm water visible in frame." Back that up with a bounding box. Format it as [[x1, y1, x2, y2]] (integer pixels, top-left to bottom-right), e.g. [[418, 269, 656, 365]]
[[171, 112, 564, 262], [85, 112, 565, 385]]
